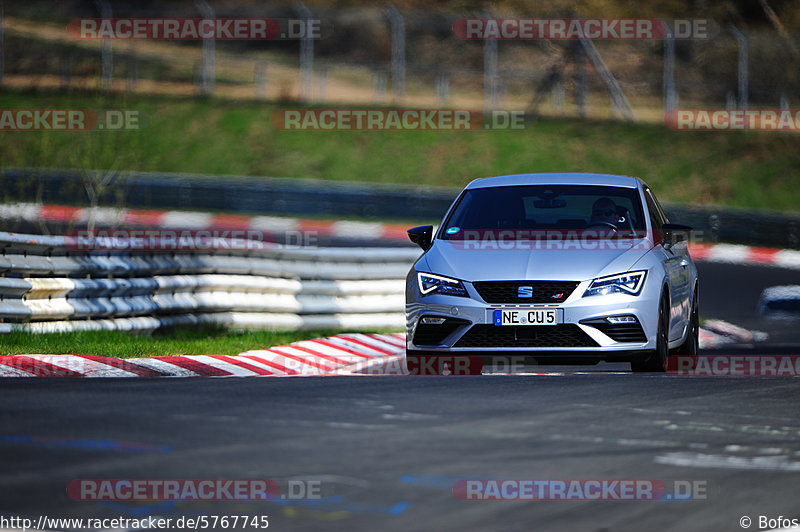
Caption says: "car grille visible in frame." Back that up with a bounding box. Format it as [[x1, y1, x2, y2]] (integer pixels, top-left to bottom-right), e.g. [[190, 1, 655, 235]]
[[587, 322, 647, 343], [413, 318, 469, 346], [454, 324, 598, 348], [472, 281, 580, 304]]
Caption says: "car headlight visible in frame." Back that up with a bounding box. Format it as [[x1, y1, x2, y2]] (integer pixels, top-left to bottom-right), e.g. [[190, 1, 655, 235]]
[[583, 271, 647, 297], [417, 272, 469, 297]]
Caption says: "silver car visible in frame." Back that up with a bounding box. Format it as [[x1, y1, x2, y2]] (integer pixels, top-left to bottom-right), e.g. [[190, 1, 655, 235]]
[[405, 173, 699, 373]]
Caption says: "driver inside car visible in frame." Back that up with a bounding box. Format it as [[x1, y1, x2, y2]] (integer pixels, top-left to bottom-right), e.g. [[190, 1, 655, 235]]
[[590, 197, 620, 227]]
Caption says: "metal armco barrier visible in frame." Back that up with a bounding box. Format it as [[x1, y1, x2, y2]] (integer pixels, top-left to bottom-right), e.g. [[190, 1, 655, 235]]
[[2, 168, 799, 249], [0, 168, 456, 221], [0, 231, 419, 334]]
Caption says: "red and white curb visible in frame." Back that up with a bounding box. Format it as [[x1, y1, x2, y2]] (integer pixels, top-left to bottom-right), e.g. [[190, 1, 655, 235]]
[[0, 333, 406, 378], [3, 202, 800, 268], [699, 320, 768, 349], [0, 322, 767, 377]]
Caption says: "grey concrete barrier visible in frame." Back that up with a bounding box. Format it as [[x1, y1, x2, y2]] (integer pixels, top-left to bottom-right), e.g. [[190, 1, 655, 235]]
[[0, 231, 417, 334]]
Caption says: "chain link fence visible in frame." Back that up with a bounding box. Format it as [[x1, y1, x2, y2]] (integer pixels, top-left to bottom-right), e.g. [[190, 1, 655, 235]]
[[2, 3, 799, 122]]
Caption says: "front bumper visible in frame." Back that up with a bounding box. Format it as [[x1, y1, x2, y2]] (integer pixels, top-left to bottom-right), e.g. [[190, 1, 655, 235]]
[[406, 277, 660, 359]]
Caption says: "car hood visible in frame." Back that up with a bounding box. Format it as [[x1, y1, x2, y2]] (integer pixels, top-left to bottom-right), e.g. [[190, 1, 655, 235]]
[[420, 239, 653, 282]]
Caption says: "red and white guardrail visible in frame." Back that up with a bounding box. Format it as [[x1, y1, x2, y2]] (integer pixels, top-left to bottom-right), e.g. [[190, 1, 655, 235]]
[[2, 202, 799, 268], [0, 202, 412, 241]]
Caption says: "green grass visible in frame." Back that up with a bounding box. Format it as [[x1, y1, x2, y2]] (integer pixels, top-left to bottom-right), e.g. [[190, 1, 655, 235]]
[[0, 326, 363, 358], [1, 89, 799, 212]]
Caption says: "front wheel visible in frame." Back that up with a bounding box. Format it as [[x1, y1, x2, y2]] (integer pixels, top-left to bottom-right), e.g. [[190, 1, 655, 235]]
[[631, 295, 669, 373], [673, 288, 700, 368], [405, 350, 483, 375]]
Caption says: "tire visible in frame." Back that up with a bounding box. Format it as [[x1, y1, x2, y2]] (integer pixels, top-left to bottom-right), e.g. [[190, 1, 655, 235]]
[[405, 350, 426, 374], [672, 286, 699, 365], [631, 294, 669, 373], [405, 350, 447, 375], [405, 350, 483, 376], [673, 288, 700, 357]]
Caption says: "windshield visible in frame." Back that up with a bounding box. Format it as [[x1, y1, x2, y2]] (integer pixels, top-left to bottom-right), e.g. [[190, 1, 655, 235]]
[[440, 184, 646, 240]]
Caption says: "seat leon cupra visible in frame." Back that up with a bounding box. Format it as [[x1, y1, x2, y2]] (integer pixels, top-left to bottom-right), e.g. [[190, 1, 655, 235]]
[[405, 173, 699, 373]]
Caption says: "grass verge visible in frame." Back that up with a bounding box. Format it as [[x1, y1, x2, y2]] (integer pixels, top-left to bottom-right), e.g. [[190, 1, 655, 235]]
[[1, 89, 799, 212], [0, 326, 380, 358]]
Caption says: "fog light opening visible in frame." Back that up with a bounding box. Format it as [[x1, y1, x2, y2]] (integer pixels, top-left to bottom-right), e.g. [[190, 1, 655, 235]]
[[421, 316, 447, 325]]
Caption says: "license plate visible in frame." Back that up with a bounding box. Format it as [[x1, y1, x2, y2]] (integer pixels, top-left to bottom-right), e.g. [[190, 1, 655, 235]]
[[493, 308, 559, 326]]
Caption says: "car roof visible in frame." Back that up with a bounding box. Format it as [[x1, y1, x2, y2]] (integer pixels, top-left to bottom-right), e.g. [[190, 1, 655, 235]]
[[465, 173, 644, 190]]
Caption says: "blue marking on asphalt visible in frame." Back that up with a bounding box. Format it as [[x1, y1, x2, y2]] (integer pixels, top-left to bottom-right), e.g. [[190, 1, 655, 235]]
[[0, 435, 171, 453], [398, 474, 464, 491]]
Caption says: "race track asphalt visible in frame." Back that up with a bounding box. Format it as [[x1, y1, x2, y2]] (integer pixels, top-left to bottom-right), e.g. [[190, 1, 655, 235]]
[[1, 262, 798, 532]]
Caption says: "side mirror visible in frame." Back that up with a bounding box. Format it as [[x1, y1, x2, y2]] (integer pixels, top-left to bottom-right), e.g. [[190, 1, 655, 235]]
[[662, 223, 693, 248], [407, 225, 433, 251]]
